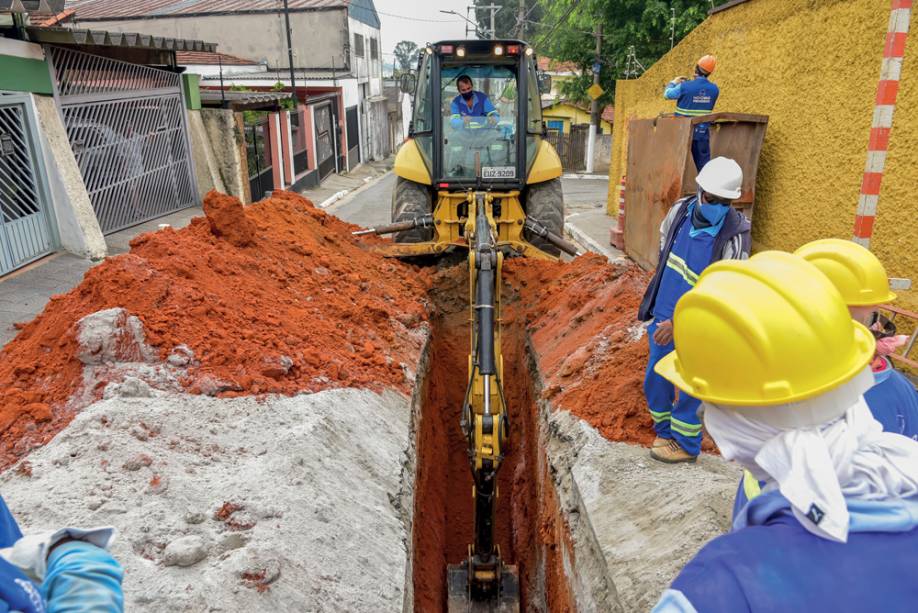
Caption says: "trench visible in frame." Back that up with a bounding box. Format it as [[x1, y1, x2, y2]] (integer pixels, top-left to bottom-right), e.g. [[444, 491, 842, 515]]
[[411, 267, 576, 612]]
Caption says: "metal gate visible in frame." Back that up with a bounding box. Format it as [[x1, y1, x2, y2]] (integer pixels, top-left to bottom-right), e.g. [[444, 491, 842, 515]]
[[0, 93, 56, 276], [246, 118, 274, 201], [545, 124, 589, 171], [48, 47, 198, 234], [315, 103, 336, 180]]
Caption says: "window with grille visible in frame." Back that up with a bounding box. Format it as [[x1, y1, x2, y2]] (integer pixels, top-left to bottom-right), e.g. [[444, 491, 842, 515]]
[[370, 37, 378, 60], [354, 34, 365, 58]]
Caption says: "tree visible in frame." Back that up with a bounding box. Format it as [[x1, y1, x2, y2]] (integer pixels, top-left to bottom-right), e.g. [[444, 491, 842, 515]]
[[534, 0, 711, 105], [393, 40, 419, 74], [472, 0, 543, 40]]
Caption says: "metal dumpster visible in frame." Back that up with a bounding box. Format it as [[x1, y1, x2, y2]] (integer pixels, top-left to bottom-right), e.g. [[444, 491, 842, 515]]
[[624, 112, 768, 270]]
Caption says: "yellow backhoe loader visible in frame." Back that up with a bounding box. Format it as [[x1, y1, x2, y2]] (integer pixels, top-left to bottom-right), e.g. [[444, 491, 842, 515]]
[[355, 39, 578, 612]]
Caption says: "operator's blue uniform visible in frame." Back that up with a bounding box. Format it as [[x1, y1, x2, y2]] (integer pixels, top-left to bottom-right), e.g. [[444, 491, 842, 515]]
[[656, 492, 918, 612], [664, 75, 719, 170], [450, 91, 499, 129], [731, 360, 918, 519]]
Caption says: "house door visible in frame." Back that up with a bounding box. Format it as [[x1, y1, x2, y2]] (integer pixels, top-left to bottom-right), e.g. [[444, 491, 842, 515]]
[[314, 103, 336, 180]]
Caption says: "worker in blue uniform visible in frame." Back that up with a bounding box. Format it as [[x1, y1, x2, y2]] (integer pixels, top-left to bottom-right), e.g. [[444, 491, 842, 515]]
[[664, 55, 719, 170], [652, 252, 918, 613], [638, 157, 750, 463], [0, 494, 123, 612], [732, 239, 918, 517], [450, 74, 499, 129]]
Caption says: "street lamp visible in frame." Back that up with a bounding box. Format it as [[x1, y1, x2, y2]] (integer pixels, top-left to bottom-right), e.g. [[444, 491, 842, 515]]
[[440, 9, 485, 38]]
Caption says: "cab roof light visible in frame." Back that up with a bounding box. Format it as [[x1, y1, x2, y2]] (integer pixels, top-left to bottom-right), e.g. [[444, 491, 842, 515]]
[[439, 44, 454, 54], [494, 44, 504, 56], [525, 47, 534, 56], [456, 46, 466, 58], [507, 44, 521, 55]]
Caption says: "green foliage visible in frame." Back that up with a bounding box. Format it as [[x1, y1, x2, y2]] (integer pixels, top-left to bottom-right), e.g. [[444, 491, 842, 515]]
[[535, 0, 711, 104], [393, 40, 419, 74], [472, 0, 544, 40]]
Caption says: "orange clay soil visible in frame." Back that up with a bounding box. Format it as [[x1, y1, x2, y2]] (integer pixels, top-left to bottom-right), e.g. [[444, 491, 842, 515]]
[[0, 190, 431, 469]]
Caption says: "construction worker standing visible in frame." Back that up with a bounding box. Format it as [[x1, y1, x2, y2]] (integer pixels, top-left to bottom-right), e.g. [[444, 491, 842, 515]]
[[652, 252, 918, 612], [638, 157, 751, 463], [664, 55, 719, 170], [795, 238, 918, 437]]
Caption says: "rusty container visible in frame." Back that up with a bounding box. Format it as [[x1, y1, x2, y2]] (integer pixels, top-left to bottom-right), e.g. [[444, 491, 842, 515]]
[[623, 112, 768, 270]]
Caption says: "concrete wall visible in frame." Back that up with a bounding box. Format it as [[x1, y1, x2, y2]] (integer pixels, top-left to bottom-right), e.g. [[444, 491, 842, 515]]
[[31, 95, 106, 260], [198, 109, 248, 203], [608, 0, 916, 312], [593, 134, 612, 173], [80, 11, 349, 70]]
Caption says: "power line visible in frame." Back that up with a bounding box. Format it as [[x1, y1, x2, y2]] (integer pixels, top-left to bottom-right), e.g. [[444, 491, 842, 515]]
[[349, 4, 461, 23], [532, 0, 583, 50]]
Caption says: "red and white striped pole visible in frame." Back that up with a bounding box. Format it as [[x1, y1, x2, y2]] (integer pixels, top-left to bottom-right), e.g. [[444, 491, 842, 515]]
[[854, 0, 912, 247], [610, 175, 626, 250]]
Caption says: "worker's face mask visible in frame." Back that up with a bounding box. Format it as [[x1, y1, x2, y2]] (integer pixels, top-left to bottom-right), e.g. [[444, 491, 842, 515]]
[[461, 90, 474, 101], [697, 191, 730, 226]]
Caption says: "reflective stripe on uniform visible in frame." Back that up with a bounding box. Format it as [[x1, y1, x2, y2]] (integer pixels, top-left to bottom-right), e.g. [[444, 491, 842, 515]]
[[650, 409, 672, 423], [671, 417, 702, 437], [742, 469, 762, 501], [666, 252, 700, 286], [675, 107, 712, 116]]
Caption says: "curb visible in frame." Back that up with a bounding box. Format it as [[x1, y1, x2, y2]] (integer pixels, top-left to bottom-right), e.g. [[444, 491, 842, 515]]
[[564, 217, 626, 263], [323, 173, 388, 211], [562, 173, 610, 181]]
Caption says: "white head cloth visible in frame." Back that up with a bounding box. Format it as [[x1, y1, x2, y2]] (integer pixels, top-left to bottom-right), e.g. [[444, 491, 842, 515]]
[[704, 367, 918, 543]]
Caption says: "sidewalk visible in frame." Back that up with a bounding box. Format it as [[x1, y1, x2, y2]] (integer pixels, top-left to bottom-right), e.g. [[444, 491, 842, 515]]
[[298, 157, 393, 208], [564, 205, 627, 264]]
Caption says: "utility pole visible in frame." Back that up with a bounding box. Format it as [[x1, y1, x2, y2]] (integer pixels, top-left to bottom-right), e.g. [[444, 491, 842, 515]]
[[476, 3, 502, 39], [586, 23, 602, 173], [282, 0, 298, 111]]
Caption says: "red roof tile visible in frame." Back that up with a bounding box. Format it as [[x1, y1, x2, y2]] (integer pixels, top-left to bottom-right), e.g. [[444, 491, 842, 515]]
[[537, 56, 580, 74]]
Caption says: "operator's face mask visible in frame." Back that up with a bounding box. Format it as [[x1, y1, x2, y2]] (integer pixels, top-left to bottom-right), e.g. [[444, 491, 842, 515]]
[[461, 90, 474, 101]]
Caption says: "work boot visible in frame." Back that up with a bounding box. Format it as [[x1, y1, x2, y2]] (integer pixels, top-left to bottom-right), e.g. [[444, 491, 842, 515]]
[[652, 436, 672, 448], [650, 439, 697, 464]]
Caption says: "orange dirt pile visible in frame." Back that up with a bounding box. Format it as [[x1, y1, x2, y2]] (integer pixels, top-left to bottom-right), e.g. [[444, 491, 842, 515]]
[[0, 190, 430, 469], [507, 253, 657, 447]]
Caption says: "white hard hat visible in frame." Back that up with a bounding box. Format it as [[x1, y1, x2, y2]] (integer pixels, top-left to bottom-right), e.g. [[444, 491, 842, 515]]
[[696, 156, 743, 200]]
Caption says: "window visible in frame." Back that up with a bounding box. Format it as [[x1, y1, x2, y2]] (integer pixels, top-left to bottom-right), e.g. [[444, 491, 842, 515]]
[[354, 33, 365, 58], [370, 37, 378, 60]]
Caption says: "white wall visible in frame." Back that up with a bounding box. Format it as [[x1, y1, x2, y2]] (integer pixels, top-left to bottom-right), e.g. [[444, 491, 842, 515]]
[[348, 17, 383, 96]]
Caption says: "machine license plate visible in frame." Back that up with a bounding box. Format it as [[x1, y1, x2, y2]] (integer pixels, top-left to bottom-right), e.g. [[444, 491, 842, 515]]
[[481, 166, 516, 179]]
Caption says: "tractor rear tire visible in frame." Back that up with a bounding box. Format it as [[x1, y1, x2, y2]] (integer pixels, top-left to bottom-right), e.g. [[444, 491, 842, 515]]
[[524, 178, 565, 256], [391, 177, 433, 243]]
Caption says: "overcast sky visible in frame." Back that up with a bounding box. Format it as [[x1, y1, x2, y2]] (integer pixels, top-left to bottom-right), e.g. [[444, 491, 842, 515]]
[[374, 0, 474, 59]]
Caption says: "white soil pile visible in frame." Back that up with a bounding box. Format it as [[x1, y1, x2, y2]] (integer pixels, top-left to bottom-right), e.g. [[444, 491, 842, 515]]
[[1, 387, 417, 612]]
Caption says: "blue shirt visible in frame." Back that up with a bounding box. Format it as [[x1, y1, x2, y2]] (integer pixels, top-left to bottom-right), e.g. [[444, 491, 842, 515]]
[[656, 492, 918, 612], [652, 201, 718, 321], [450, 91, 498, 128], [664, 76, 719, 117], [864, 359, 918, 439]]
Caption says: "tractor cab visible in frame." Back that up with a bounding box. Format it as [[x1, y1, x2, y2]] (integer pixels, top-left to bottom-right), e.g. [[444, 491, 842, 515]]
[[407, 39, 549, 190]]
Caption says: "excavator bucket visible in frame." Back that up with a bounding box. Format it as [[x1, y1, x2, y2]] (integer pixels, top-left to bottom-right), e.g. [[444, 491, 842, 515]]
[[446, 562, 520, 613]]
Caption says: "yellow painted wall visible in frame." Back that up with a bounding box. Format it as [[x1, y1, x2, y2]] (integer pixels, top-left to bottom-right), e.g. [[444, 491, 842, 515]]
[[608, 0, 917, 313], [544, 103, 612, 134]]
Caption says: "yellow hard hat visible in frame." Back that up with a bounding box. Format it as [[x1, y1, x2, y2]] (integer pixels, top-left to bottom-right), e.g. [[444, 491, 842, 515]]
[[793, 238, 897, 306], [654, 251, 875, 406]]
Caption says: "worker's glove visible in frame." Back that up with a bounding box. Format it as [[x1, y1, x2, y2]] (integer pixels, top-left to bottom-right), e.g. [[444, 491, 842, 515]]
[[0, 527, 115, 582]]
